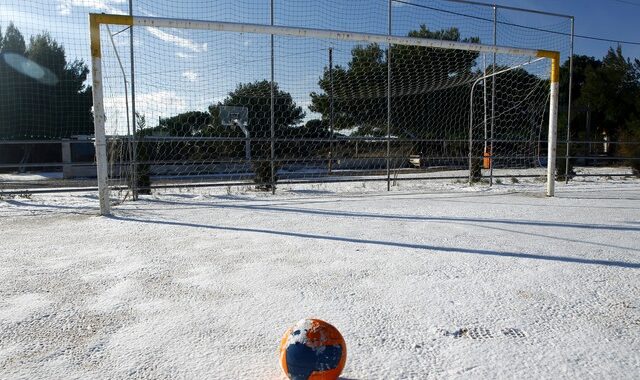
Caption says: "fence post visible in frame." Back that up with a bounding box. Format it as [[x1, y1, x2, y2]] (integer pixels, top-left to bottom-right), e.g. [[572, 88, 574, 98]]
[[61, 139, 72, 179], [490, 5, 497, 186], [129, 0, 139, 200], [386, 0, 392, 191], [329, 47, 334, 174], [565, 17, 575, 183], [270, 0, 276, 194]]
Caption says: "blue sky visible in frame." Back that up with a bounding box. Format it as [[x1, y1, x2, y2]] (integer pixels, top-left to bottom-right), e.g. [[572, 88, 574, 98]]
[[1, 0, 638, 133], [493, 0, 640, 59], [0, 0, 640, 67]]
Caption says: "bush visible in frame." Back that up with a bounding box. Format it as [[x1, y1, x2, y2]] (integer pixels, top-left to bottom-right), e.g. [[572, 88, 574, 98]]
[[469, 159, 482, 182], [619, 121, 640, 177], [555, 142, 575, 181], [134, 139, 152, 195], [253, 160, 277, 190]]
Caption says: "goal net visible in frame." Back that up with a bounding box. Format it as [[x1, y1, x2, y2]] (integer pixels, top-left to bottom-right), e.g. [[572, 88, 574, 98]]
[[91, 14, 559, 215]]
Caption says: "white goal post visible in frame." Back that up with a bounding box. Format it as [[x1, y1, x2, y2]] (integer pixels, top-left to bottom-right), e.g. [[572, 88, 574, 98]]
[[89, 13, 560, 216]]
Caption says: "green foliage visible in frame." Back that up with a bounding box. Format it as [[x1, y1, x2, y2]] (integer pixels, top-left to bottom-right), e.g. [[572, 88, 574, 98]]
[[211, 80, 305, 138], [579, 47, 639, 147], [0, 24, 92, 140], [132, 81, 305, 190], [134, 113, 151, 194], [556, 55, 603, 177], [1, 23, 26, 53], [555, 140, 574, 181], [559, 55, 602, 109], [619, 96, 640, 176], [159, 111, 212, 136], [559, 47, 640, 172], [310, 25, 480, 140]]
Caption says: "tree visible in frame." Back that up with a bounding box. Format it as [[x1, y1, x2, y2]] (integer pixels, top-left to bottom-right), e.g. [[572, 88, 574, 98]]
[[556, 55, 602, 178], [0, 25, 93, 140], [556, 49, 640, 175], [0, 23, 27, 140], [209, 80, 305, 138], [158, 111, 212, 136], [209, 80, 305, 189], [26, 33, 93, 138], [579, 46, 639, 152], [559, 55, 602, 109], [309, 25, 486, 179], [310, 25, 480, 140], [618, 58, 640, 175], [310, 43, 387, 136], [1, 23, 26, 53]]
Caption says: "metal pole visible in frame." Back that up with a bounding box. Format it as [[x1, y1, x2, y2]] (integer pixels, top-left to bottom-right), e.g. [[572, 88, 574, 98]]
[[104, 25, 132, 198], [129, 0, 138, 200], [386, 0, 392, 191], [547, 54, 560, 197], [489, 5, 497, 186], [105, 25, 130, 138], [565, 17, 574, 184], [329, 47, 334, 174], [90, 15, 110, 215], [270, 0, 276, 194], [468, 93, 474, 185], [483, 53, 488, 158]]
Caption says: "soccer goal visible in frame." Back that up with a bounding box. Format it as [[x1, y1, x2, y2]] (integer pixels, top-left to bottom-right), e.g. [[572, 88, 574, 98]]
[[89, 14, 559, 215]]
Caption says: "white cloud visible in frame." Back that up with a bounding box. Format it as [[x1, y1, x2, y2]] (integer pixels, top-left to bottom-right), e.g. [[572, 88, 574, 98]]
[[146, 27, 207, 53], [176, 52, 195, 59], [138, 9, 159, 17], [103, 90, 189, 134], [182, 70, 198, 82], [58, 0, 127, 16]]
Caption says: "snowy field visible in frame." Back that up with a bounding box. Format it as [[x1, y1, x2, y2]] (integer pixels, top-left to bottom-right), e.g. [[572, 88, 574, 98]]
[[1, 174, 639, 379]]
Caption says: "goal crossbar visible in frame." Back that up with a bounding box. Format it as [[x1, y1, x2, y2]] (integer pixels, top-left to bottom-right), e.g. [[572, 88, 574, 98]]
[[89, 13, 560, 215], [90, 14, 551, 58]]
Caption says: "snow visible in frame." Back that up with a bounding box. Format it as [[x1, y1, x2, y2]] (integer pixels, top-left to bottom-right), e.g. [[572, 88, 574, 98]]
[[286, 319, 315, 347], [0, 173, 639, 379], [0, 172, 63, 181]]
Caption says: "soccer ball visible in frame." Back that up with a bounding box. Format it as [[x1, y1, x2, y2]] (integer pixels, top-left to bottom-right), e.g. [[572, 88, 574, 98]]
[[279, 318, 347, 380]]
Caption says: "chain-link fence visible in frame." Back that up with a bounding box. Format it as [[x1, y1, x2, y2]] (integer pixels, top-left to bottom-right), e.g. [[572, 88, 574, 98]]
[[3, 0, 634, 199]]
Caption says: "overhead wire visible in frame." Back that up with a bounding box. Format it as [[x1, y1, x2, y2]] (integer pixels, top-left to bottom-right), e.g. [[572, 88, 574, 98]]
[[392, 0, 640, 46]]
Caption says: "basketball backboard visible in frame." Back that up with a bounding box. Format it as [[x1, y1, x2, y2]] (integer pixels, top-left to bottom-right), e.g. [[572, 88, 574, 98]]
[[219, 105, 249, 127]]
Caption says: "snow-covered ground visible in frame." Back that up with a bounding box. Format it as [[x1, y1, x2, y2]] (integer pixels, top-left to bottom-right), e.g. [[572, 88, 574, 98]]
[[0, 172, 63, 182], [0, 174, 639, 379]]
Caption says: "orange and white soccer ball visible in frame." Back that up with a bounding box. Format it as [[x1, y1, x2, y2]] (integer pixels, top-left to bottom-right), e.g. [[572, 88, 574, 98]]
[[279, 318, 347, 380]]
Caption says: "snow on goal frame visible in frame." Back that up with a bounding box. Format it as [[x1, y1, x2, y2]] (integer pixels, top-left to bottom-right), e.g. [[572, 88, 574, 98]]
[[89, 14, 560, 216]]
